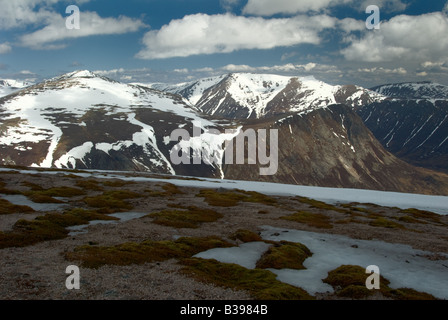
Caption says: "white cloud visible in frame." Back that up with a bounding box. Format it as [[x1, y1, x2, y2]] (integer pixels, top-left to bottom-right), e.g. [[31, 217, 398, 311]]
[[220, 0, 241, 11], [420, 60, 448, 73], [20, 70, 35, 75], [219, 62, 340, 75], [19, 12, 146, 49], [173, 68, 189, 73], [342, 12, 448, 63], [0, 1, 145, 50], [136, 13, 337, 59], [358, 67, 407, 74], [0, 0, 59, 30], [0, 42, 12, 54]]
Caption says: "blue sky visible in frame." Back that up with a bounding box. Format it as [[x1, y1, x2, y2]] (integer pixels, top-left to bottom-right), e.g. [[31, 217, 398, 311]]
[[1, 0, 447, 87]]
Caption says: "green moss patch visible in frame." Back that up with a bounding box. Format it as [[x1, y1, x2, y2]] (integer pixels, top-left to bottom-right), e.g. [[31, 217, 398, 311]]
[[399, 208, 443, 225], [146, 183, 185, 197], [295, 197, 348, 214], [21, 181, 44, 191], [0, 181, 21, 195], [280, 210, 333, 229], [75, 180, 104, 191], [30, 186, 85, 198], [197, 189, 277, 207], [369, 217, 405, 229], [83, 190, 143, 213], [323, 265, 436, 300], [181, 258, 314, 300], [66, 236, 233, 269], [0, 208, 117, 248], [147, 206, 223, 229], [397, 215, 427, 224], [256, 241, 312, 270], [27, 193, 65, 204], [229, 229, 262, 243], [0, 199, 35, 215], [102, 180, 135, 188], [23, 186, 86, 204]]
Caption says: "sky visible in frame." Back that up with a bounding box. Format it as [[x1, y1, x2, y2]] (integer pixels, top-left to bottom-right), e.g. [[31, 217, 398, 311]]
[[0, 0, 447, 88]]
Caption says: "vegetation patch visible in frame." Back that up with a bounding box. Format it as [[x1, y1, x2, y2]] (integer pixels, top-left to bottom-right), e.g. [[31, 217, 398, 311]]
[[23, 185, 86, 203], [323, 265, 436, 300], [197, 189, 277, 207], [26, 193, 65, 204], [397, 215, 427, 224], [0, 208, 117, 248], [369, 217, 405, 229], [181, 258, 314, 300], [280, 210, 333, 229], [229, 229, 262, 243], [75, 180, 104, 191], [102, 180, 135, 188], [83, 190, 143, 213], [66, 236, 233, 269], [147, 206, 223, 229], [0, 181, 21, 195], [295, 197, 349, 214], [38, 186, 85, 197], [21, 181, 44, 191], [0, 199, 35, 215], [256, 241, 312, 270], [146, 183, 184, 197], [340, 203, 376, 215], [399, 208, 443, 225]]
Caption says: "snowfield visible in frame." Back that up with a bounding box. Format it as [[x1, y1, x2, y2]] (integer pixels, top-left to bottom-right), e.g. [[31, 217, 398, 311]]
[[1, 167, 447, 215], [194, 226, 448, 299]]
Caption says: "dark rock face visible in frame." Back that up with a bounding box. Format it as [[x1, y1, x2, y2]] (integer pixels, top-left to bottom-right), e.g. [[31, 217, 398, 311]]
[[223, 105, 448, 195], [357, 82, 448, 173]]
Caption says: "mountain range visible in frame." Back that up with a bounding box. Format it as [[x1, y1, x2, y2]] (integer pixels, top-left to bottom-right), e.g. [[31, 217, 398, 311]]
[[1, 70, 447, 195]]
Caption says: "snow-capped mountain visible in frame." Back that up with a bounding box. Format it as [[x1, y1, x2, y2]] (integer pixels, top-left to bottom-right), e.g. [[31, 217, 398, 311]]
[[371, 82, 448, 100], [0, 70, 235, 178], [1, 70, 448, 194], [0, 79, 33, 98], [149, 73, 386, 119]]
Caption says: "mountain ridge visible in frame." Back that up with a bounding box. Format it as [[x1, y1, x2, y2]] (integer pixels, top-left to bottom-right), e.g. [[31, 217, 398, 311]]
[[1, 70, 448, 195]]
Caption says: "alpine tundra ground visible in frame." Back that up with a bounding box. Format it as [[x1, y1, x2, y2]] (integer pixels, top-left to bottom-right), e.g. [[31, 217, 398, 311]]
[[0, 166, 447, 300]]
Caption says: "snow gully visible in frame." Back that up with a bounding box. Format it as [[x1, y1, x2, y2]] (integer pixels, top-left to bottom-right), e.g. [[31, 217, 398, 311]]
[[170, 124, 278, 176]]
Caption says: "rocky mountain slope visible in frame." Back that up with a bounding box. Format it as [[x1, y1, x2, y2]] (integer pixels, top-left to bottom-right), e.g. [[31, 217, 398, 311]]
[[359, 82, 448, 172]]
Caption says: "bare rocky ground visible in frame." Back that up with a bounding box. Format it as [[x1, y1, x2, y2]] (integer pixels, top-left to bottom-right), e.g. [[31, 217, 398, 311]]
[[0, 168, 447, 300]]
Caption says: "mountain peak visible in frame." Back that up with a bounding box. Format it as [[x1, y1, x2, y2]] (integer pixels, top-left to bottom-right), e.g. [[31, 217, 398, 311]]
[[62, 70, 99, 79]]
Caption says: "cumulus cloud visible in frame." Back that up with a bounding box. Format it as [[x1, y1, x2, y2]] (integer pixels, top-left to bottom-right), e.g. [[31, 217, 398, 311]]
[[19, 12, 146, 49], [341, 12, 448, 63], [219, 62, 341, 75], [136, 13, 339, 59], [0, 42, 12, 54], [0, 0, 59, 30], [357, 67, 407, 74], [1, 0, 146, 50], [220, 0, 242, 11]]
